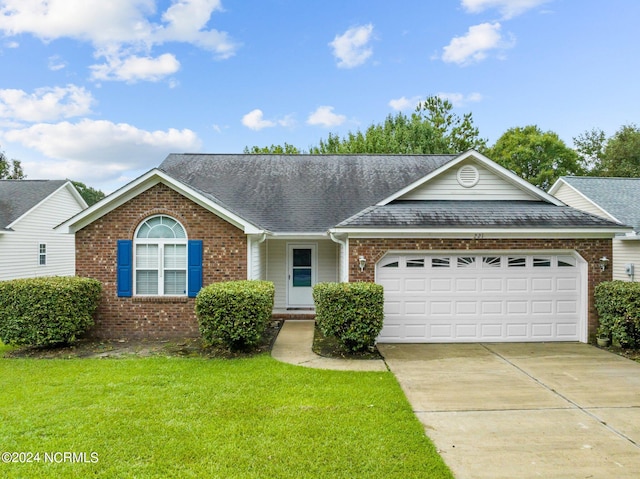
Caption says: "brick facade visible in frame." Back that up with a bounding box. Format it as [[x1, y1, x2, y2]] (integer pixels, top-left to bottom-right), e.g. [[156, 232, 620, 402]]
[[348, 237, 612, 341], [76, 183, 247, 339]]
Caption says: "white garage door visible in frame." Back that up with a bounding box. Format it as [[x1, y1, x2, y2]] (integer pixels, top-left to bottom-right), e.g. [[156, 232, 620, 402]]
[[376, 253, 585, 343]]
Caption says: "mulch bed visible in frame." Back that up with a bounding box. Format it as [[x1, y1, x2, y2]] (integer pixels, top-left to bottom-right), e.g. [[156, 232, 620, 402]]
[[311, 325, 383, 360], [3, 321, 283, 359]]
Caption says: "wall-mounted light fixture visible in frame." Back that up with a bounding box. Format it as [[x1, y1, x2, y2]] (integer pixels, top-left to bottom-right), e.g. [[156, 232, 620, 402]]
[[599, 256, 609, 271], [358, 255, 367, 272]]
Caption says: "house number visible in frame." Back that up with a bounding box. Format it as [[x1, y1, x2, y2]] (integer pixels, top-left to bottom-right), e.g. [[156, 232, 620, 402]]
[[474, 233, 484, 239]]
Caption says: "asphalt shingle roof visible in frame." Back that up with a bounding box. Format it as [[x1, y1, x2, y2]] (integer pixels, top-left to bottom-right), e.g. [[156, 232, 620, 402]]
[[337, 200, 625, 229], [159, 154, 457, 232], [559, 177, 640, 231], [0, 180, 68, 229]]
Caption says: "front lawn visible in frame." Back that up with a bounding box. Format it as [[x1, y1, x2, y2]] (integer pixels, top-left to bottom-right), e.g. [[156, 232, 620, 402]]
[[0, 354, 452, 478]]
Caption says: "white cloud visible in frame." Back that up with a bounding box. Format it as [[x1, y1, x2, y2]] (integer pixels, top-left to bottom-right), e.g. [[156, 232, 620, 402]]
[[0, 0, 238, 82], [242, 109, 276, 131], [3, 119, 201, 190], [0, 85, 94, 122], [47, 55, 66, 71], [90, 53, 181, 82], [241, 109, 295, 131], [441, 22, 513, 65], [388, 96, 421, 111], [436, 92, 483, 107], [461, 0, 551, 19], [307, 106, 346, 127], [329, 24, 374, 68]]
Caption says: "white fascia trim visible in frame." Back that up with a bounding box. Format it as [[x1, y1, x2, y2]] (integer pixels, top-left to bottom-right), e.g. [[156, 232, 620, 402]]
[[378, 149, 564, 206], [330, 227, 629, 238], [57, 169, 263, 235], [267, 232, 329, 239], [548, 178, 620, 223]]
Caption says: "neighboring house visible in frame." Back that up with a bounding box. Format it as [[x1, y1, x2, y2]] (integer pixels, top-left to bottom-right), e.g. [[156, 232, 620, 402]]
[[0, 180, 88, 280], [58, 150, 628, 343], [549, 177, 640, 282]]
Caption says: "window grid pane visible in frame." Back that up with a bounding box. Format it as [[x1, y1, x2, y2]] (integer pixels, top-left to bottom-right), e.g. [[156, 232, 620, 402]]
[[164, 244, 187, 269], [136, 244, 159, 268], [136, 270, 159, 295], [164, 271, 186, 295]]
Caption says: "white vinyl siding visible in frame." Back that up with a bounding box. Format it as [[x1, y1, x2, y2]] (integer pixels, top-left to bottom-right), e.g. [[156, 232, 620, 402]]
[[0, 185, 84, 280], [613, 238, 640, 282], [399, 160, 537, 201], [266, 239, 338, 310], [552, 182, 615, 221]]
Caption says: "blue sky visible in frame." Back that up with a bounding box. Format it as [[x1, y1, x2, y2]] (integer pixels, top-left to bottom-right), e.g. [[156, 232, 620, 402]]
[[0, 0, 638, 193]]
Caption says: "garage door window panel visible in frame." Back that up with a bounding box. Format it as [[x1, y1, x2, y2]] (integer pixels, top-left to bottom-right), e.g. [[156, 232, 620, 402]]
[[482, 256, 501, 268], [431, 257, 451, 268], [457, 256, 476, 268], [533, 257, 552, 267], [508, 257, 527, 268]]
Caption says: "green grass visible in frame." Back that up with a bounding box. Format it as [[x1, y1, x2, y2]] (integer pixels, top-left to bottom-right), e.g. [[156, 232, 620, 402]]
[[0, 354, 453, 478]]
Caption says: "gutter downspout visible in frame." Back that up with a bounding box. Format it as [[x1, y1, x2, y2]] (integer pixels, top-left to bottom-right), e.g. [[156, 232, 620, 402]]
[[329, 231, 348, 283]]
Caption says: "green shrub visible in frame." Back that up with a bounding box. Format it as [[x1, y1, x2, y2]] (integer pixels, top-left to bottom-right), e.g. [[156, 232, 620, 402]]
[[195, 280, 275, 350], [313, 282, 384, 353], [0, 276, 102, 347], [594, 281, 640, 348]]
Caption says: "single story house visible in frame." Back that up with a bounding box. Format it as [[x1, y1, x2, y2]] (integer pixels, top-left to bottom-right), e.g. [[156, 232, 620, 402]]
[[58, 150, 628, 342], [549, 177, 640, 282], [0, 180, 87, 280]]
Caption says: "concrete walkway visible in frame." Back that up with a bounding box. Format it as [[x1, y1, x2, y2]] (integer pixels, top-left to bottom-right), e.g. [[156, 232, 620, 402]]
[[271, 320, 387, 371]]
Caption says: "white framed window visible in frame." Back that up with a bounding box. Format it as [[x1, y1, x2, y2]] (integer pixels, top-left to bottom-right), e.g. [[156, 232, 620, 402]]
[[134, 215, 187, 296], [38, 243, 47, 266]]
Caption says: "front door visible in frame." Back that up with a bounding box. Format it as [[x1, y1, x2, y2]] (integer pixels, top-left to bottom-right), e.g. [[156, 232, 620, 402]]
[[287, 244, 316, 307]]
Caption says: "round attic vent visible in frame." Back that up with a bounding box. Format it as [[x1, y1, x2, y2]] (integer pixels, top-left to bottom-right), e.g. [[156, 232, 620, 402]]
[[457, 164, 480, 188]]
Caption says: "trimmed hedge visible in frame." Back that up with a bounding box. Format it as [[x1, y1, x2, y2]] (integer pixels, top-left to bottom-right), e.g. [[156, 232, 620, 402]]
[[0, 276, 102, 347], [195, 280, 275, 350], [313, 282, 384, 353], [595, 280, 640, 348]]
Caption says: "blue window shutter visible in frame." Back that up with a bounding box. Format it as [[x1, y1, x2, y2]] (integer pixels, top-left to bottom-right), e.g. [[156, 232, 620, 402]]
[[188, 240, 203, 298], [117, 240, 133, 297]]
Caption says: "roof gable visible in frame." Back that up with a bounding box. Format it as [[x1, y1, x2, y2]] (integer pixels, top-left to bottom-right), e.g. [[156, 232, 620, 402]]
[[379, 150, 563, 206], [159, 153, 458, 232], [0, 180, 83, 230], [550, 176, 640, 231], [57, 169, 262, 234]]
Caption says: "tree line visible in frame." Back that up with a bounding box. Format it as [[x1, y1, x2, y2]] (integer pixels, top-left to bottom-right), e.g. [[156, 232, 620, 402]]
[[2, 95, 637, 204], [246, 96, 640, 191]]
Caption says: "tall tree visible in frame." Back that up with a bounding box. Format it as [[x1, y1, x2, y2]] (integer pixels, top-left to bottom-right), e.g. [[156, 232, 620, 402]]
[[573, 127, 606, 174], [486, 125, 583, 190], [414, 96, 487, 153], [71, 181, 105, 206], [245, 95, 487, 155], [597, 124, 640, 177], [0, 151, 25, 179], [309, 112, 450, 154]]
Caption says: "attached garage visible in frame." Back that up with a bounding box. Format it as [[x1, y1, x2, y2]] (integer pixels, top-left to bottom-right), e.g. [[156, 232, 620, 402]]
[[376, 252, 587, 343]]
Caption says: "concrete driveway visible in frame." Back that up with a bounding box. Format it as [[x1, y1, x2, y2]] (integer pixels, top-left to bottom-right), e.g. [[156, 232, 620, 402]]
[[377, 343, 640, 479]]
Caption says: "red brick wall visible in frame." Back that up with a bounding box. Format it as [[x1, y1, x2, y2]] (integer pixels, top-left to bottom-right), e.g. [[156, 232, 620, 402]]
[[76, 183, 247, 339], [348, 237, 612, 340]]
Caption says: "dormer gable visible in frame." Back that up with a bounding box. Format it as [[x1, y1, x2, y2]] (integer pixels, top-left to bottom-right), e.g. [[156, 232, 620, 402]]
[[379, 150, 562, 205]]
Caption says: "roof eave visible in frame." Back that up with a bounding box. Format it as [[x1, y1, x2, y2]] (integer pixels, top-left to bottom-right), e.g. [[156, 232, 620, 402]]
[[330, 226, 630, 239]]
